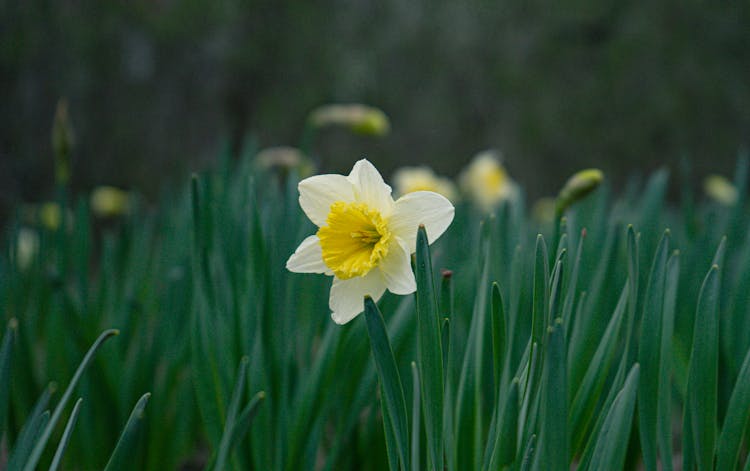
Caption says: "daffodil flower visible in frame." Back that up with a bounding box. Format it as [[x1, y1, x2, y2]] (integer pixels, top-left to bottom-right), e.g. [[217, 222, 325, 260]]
[[286, 159, 455, 324], [459, 150, 517, 212], [393, 166, 458, 202]]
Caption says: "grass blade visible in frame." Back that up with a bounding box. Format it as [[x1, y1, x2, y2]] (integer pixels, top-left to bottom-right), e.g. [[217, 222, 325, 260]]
[[570, 282, 628, 454], [23, 329, 119, 471], [539, 319, 568, 471], [48, 397, 83, 471], [410, 362, 420, 471], [364, 296, 410, 471], [637, 229, 670, 471], [0, 318, 18, 436], [657, 251, 680, 471], [716, 345, 750, 470], [6, 384, 55, 470], [588, 364, 640, 471], [104, 392, 151, 471], [414, 225, 443, 470], [686, 265, 720, 471], [488, 378, 520, 469], [213, 357, 250, 471], [531, 235, 550, 346]]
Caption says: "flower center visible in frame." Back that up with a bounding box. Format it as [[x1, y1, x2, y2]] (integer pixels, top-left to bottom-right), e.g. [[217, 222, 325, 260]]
[[317, 201, 391, 279], [482, 166, 507, 190]]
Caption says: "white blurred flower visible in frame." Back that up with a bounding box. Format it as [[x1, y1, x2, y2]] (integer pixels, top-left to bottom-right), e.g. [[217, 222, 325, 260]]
[[704, 174, 738, 206], [392, 166, 458, 202], [15, 228, 39, 271], [286, 159, 454, 324], [459, 150, 516, 212]]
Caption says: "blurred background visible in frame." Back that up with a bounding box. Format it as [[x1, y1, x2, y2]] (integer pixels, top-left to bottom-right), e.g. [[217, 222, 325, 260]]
[[2, 1, 749, 218]]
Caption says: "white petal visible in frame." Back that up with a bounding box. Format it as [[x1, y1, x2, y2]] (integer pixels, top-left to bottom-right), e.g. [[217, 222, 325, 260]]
[[389, 191, 455, 252], [286, 235, 332, 274], [329, 270, 386, 324], [380, 238, 416, 295], [299, 174, 355, 226], [347, 159, 394, 216]]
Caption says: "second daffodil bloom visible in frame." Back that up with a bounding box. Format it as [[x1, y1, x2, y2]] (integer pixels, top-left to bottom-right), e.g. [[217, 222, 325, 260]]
[[459, 150, 516, 212], [393, 166, 458, 202], [286, 159, 455, 324]]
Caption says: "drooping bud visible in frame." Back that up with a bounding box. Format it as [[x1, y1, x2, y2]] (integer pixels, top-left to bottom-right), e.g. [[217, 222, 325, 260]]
[[51, 98, 74, 185], [703, 174, 738, 206], [555, 169, 604, 214], [308, 104, 390, 136], [90, 186, 132, 217]]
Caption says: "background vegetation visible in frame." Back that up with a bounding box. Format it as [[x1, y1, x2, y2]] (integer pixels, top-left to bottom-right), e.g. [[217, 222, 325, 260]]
[[2, 1, 750, 216]]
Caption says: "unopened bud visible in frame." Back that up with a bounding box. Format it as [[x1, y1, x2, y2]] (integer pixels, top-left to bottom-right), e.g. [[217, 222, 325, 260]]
[[51, 99, 74, 185], [556, 169, 604, 213], [308, 104, 390, 136], [91, 186, 131, 217]]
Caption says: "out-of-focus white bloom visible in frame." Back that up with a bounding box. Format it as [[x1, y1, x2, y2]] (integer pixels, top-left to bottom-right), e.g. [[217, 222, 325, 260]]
[[286, 159, 454, 324], [459, 150, 516, 212], [704, 174, 738, 206], [308, 104, 390, 136], [91, 186, 131, 217], [16, 228, 39, 271], [392, 166, 458, 202], [256, 146, 315, 178]]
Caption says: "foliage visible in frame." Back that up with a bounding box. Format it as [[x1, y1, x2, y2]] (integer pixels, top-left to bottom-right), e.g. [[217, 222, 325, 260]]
[[2, 146, 750, 470]]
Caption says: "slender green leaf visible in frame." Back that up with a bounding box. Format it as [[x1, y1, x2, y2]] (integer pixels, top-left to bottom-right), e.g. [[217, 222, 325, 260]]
[[213, 357, 250, 471], [488, 378, 520, 470], [23, 329, 119, 471], [0, 318, 17, 435], [103, 392, 151, 471], [638, 229, 670, 471], [414, 225, 443, 471], [716, 345, 750, 470], [540, 320, 568, 471], [531, 235, 550, 346], [49, 397, 83, 471], [518, 434, 537, 471], [410, 362, 420, 471], [490, 282, 506, 395], [364, 296, 410, 471], [588, 364, 640, 471], [570, 282, 628, 454], [657, 251, 680, 471], [7, 384, 55, 471], [686, 265, 720, 471]]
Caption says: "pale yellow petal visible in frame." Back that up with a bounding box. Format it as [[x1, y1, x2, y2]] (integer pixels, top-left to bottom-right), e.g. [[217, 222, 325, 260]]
[[329, 270, 386, 324], [347, 159, 394, 217], [286, 235, 331, 274], [379, 238, 416, 295], [389, 191, 455, 252], [298, 174, 355, 226]]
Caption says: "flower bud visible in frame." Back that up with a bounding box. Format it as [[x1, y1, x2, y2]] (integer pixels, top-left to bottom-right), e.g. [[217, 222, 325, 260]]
[[308, 104, 390, 136], [556, 169, 604, 213], [51, 98, 74, 185], [91, 186, 131, 217]]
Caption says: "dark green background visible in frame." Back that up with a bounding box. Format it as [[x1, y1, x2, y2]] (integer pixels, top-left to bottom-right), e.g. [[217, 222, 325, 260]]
[[2, 1, 749, 213]]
